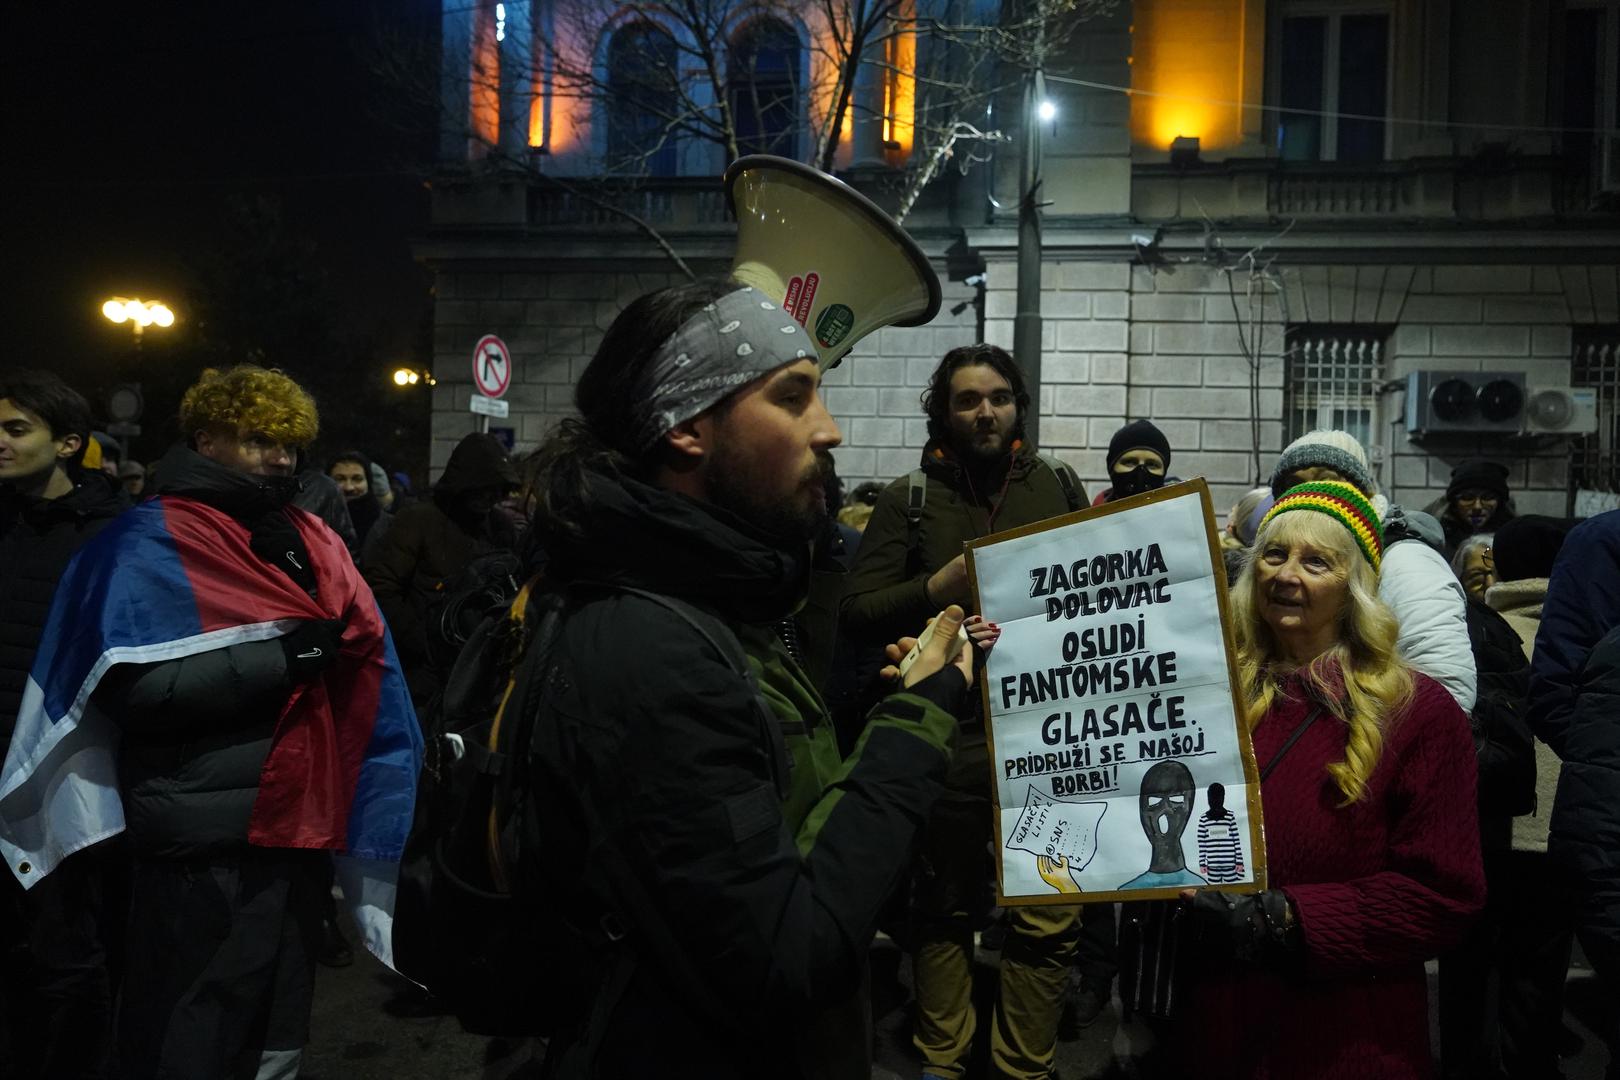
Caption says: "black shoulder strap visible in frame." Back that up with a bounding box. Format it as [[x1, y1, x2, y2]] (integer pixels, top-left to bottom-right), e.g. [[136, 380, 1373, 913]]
[[905, 468, 927, 575], [1036, 452, 1083, 513], [1260, 706, 1324, 782], [599, 585, 793, 801]]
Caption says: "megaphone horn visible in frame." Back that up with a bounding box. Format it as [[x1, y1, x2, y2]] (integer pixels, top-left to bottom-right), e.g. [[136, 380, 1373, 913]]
[[723, 155, 941, 371]]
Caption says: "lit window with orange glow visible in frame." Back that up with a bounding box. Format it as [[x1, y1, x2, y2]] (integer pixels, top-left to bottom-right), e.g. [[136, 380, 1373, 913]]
[[880, 13, 915, 154], [1129, 0, 1248, 155], [470, 1, 501, 152]]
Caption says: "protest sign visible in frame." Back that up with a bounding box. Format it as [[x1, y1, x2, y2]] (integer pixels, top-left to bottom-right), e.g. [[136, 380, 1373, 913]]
[[965, 478, 1266, 905]]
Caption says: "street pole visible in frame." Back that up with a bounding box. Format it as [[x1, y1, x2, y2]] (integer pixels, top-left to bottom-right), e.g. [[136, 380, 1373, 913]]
[[1013, 59, 1046, 449]]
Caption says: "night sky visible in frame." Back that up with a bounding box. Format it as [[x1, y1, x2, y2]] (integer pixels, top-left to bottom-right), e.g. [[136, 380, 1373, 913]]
[[2, 0, 443, 475]]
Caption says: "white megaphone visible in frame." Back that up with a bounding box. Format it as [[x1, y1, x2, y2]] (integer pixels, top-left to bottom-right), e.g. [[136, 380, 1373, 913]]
[[723, 155, 941, 370]]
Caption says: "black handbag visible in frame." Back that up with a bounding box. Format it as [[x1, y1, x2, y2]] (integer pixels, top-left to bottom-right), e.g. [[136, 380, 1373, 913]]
[[1116, 705, 1323, 1020]]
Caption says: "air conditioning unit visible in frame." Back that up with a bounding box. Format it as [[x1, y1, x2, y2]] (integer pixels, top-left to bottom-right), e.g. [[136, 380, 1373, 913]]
[[1522, 386, 1599, 434], [1405, 370, 1528, 436]]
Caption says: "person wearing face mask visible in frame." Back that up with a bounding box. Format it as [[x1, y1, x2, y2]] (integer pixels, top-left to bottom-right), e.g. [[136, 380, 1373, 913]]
[[1091, 419, 1175, 506], [1170, 481, 1485, 1079]]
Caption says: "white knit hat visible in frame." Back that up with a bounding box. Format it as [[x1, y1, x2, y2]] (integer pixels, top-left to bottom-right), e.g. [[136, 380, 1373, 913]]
[[1270, 429, 1378, 500]]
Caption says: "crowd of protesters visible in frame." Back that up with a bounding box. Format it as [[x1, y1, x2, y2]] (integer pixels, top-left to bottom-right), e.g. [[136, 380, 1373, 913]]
[[2, 285, 1619, 1080]]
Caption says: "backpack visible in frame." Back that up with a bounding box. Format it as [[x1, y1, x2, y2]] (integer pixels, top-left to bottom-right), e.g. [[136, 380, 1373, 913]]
[[422, 549, 524, 677], [391, 578, 788, 1044], [903, 452, 1083, 573]]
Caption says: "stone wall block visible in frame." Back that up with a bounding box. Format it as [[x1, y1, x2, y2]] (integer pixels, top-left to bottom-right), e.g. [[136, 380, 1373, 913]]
[[1433, 266, 1533, 294], [1054, 384, 1128, 415], [1430, 325, 1531, 357]]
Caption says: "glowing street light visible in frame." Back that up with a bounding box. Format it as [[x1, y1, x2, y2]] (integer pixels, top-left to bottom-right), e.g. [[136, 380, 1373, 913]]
[[393, 367, 436, 387], [1037, 100, 1057, 123], [102, 297, 176, 337]]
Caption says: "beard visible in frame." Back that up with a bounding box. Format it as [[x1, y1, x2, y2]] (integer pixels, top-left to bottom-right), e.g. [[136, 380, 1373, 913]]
[[705, 444, 833, 543]]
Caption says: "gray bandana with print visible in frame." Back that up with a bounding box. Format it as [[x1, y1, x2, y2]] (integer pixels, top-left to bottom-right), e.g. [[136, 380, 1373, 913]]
[[629, 285, 815, 451]]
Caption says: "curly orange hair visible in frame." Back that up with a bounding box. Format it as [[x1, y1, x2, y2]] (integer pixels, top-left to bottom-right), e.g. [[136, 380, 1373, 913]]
[[178, 365, 319, 447]]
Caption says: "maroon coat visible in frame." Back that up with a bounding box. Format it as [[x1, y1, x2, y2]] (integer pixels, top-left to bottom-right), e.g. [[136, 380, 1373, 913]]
[[1177, 668, 1486, 1079]]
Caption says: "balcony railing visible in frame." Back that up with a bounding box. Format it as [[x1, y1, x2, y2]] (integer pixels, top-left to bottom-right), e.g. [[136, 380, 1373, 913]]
[[1268, 169, 1402, 216], [528, 179, 732, 229]]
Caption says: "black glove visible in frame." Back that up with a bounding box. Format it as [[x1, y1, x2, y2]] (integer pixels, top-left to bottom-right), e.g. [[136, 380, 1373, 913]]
[[280, 620, 345, 685], [1186, 889, 1301, 968]]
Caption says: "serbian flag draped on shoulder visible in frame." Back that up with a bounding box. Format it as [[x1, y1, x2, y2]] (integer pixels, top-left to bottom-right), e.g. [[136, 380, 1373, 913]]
[[0, 492, 423, 966]]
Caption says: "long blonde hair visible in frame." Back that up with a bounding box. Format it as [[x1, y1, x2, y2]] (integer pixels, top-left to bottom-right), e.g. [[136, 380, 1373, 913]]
[[1230, 509, 1413, 803]]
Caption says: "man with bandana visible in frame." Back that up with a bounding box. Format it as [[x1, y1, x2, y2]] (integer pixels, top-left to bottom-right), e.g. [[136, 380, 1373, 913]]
[[842, 343, 1113, 1080], [521, 280, 975, 1077]]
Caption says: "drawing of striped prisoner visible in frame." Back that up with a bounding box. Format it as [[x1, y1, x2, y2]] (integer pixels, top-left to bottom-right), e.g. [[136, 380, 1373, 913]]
[[1196, 782, 1245, 884]]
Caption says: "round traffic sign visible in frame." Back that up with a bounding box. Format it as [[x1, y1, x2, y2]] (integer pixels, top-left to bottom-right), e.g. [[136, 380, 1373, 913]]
[[471, 334, 512, 398]]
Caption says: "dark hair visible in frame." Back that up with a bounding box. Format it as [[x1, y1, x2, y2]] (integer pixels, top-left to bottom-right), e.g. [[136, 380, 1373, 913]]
[[326, 449, 373, 475], [529, 277, 738, 543], [920, 343, 1029, 445], [0, 369, 92, 468]]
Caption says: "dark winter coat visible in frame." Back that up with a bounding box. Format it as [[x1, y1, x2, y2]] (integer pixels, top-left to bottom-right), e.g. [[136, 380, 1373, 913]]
[[1531, 509, 1620, 982], [0, 472, 128, 761], [1177, 670, 1486, 1079], [841, 440, 1082, 788], [362, 434, 518, 694], [89, 446, 331, 860], [1464, 597, 1534, 832], [533, 469, 961, 1079], [842, 440, 1086, 645]]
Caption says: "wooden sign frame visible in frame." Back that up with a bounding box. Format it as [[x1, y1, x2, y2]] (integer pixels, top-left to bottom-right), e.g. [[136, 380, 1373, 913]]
[[964, 477, 1268, 906]]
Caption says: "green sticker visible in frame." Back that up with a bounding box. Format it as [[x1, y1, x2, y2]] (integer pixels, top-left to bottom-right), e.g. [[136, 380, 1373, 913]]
[[815, 304, 855, 349]]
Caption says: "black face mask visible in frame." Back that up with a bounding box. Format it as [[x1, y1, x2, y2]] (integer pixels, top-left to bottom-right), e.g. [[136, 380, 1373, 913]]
[[1112, 464, 1165, 499]]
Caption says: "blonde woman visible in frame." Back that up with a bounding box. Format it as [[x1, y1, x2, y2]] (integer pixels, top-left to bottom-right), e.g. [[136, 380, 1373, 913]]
[[1172, 481, 1486, 1080]]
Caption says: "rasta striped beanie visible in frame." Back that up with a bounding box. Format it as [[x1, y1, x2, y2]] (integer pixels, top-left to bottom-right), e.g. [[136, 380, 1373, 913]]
[[1257, 480, 1385, 571]]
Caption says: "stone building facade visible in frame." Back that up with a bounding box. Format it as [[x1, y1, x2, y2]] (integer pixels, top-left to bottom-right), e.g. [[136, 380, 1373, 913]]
[[424, 0, 1620, 519]]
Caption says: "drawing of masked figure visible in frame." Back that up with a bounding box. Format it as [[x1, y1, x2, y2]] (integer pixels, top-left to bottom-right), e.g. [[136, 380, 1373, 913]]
[[1117, 760, 1208, 890], [1196, 782, 1245, 884]]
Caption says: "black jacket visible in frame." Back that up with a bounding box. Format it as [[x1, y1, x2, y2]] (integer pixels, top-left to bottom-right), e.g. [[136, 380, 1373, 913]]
[[1532, 510, 1620, 983], [90, 446, 322, 860], [363, 434, 518, 695], [1463, 598, 1534, 831], [0, 471, 128, 759], [533, 469, 960, 1078]]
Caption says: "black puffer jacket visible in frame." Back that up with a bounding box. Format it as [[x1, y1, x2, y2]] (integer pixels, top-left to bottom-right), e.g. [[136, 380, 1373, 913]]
[[90, 446, 318, 860], [0, 471, 128, 760]]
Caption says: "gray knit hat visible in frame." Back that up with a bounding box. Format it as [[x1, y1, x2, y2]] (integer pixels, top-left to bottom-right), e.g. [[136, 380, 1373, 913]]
[[1269, 429, 1377, 497]]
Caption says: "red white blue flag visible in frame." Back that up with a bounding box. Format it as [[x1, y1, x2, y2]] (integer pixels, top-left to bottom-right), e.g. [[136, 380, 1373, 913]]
[[0, 496, 423, 964]]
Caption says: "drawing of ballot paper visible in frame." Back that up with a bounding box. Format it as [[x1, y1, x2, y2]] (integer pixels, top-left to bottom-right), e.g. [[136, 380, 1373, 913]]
[[1005, 785, 1108, 871]]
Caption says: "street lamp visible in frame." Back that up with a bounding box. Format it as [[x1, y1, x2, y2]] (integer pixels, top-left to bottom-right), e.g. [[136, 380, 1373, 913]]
[[101, 297, 176, 337], [392, 367, 437, 387]]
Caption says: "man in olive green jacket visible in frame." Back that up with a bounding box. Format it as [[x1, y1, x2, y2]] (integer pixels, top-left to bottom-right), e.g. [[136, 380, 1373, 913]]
[[843, 343, 1115, 1080]]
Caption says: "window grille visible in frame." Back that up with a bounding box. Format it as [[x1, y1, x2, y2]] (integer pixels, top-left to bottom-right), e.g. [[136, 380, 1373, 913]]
[[1284, 326, 1388, 450], [1571, 327, 1620, 494]]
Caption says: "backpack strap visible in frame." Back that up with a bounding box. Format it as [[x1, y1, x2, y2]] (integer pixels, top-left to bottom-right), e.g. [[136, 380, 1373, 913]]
[[1036, 452, 1084, 513], [608, 585, 793, 801], [905, 468, 927, 576]]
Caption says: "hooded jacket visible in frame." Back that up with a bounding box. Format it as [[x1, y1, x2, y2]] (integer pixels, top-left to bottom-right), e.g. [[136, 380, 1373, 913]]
[[1378, 505, 1478, 713], [362, 434, 519, 688], [532, 467, 960, 1078], [0, 471, 128, 759]]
